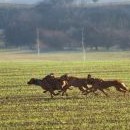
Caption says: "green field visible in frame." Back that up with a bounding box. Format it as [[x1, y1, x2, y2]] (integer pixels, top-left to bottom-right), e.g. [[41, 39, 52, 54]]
[[0, 51, 130, 130]]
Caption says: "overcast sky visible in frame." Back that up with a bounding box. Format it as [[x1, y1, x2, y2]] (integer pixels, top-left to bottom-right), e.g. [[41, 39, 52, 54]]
[[0, 0, 130, 4]]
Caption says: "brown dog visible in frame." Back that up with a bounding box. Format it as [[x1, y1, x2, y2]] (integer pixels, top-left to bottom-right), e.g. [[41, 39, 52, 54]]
[[87, 74, 130, 96], [60, 74, 89, 96]]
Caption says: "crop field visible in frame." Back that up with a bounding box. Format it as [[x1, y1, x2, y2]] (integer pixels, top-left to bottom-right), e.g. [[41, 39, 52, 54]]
[[0, 51, 130, 130]]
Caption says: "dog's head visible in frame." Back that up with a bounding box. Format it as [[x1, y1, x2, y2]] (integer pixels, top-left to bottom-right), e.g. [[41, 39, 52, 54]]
[[27, 78, 36, 85]]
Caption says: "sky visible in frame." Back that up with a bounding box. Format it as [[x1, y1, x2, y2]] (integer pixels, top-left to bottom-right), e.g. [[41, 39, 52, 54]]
[[0, 0, 130, 4]]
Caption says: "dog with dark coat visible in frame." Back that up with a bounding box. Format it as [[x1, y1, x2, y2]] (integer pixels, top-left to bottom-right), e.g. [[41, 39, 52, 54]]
[[41, 73, 68, 96], [27, 73, 68, 98], [27, 76, 60, 98]]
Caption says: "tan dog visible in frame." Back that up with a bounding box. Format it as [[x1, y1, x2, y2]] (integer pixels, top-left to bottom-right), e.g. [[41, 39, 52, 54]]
[[87, 74, 129, 96]]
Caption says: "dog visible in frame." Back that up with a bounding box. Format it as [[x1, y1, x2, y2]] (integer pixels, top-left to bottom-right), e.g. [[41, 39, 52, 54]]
[[27, 77, 60, 98], [87, 74, 130, 96], [60, 74, 89, 96], [41, 73, 68, 96]]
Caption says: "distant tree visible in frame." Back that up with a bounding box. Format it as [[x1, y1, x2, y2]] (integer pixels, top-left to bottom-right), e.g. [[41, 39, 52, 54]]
[[35, 0, 75, 30], [2, 1, 130, 50], [5, 10, 36, 47]]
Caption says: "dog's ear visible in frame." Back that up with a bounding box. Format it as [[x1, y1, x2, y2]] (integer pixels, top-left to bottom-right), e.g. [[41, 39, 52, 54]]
[[49, 73, 54, 76], [50, 73, 55, 77], [64, 73, 68, 76], [87, 74, 91, 78]]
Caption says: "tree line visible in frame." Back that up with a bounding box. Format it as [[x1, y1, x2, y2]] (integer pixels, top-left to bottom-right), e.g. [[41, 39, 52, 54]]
[[0, 0, 130, 51]]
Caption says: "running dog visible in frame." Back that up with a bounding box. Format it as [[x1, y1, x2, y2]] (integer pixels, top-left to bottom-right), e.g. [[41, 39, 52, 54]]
[[60, 74, 89, 96], [41, 73, 68, 96], [87, 74, 130, 96]]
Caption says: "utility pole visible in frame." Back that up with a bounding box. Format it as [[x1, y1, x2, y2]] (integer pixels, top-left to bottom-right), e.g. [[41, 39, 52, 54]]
[[36, 28, 40, 56], [82, 27, 86, 61]]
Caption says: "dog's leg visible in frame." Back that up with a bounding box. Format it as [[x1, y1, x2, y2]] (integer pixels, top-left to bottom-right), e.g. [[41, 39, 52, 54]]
[[62, 91, 68, 96], [91, 87, 98, 96], [48, 89, 54, 98], [49, 89, 60, 97], [82, 85, 90, 94], [78, 86, 86, 94], [61, 91, 65, 96], [120, 83, 128, 91], [49, 91, 60, 98], [99, 89, 109, 97], [83, 86, 96, 95], [62, 85, 69, 96], [50, 93, 53, 98], [86, 86, 98, 96], [115, 86, 126, 96], [65, 92, 68, 96], [93, 91, 99, 96], [61, 89, 69, 96], [43, 90, 47, 93]]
